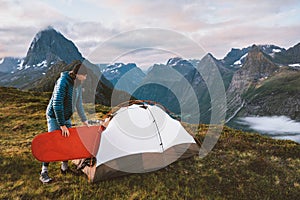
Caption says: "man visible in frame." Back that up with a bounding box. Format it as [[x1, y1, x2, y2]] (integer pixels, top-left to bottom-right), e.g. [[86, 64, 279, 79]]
[[40, 60, 89, 183]]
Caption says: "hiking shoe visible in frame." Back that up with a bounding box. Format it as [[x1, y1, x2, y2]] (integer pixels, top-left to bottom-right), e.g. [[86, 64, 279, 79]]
[[61, 168, 68, 175], [61, 168, 80, 176], [40, 172, 52, 183]]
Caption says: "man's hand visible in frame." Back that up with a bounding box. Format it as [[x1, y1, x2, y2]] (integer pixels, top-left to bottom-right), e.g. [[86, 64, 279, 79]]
[[83, 120, 90, 127], [60, 125, 70, 137]]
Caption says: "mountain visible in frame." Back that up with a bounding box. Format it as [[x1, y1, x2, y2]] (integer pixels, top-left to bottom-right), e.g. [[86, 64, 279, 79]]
[[222, 45, 285, 67], [273, 42, 300, 65], [234, 70, 300, 121], [22, 26, 83, 68], [0, 57, 23, 74], [0, 26, 84, 88], [133, 57, 200, 122], [8, 27, 130, 106], [226, 45, 281, 121], [198, 53, 234, 89], [0, 57, 24, 84], [133, 55, 234, 123], [222, 47, 250, 67], [2, 26, 300, 123], [101, 63, 146, 94]]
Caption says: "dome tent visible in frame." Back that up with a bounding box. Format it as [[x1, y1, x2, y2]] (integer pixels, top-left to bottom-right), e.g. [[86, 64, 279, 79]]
[[74, 101, 199, 182]]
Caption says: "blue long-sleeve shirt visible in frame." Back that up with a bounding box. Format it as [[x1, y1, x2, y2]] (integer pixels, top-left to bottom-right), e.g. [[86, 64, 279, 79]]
[[46, 71, 87, 126]]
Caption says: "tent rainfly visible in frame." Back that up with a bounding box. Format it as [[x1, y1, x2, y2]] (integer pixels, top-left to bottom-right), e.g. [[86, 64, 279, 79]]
[[74, 102, 199, 182]]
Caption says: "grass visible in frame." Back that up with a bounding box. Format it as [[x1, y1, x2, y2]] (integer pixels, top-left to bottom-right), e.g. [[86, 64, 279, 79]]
[[243, 70, 300, 100], [0, 87, 300, 199]]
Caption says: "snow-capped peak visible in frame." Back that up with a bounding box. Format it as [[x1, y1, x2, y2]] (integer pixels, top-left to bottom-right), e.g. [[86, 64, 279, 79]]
[[102, 63, 124, 73], [167, 57, 182, 66]]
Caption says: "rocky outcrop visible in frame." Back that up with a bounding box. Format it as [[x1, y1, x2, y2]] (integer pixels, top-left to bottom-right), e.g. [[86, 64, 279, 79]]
[[226, 45, 280, 120], [236, 70, 300, 121], [242, 94, 300, 121]]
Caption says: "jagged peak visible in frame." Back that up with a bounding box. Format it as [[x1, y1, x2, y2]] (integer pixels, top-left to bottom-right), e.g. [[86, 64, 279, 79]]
[[242, 45, 279, 77], [166, 57, 183, 66], [44, 25, 55, 31], [250, 44, 259, 51], [166, 57, 197, 69], [29, 26, 62, 50], [104, 62, 137, 72], [286, 42, 300, 51], [247, 45, 265, 56], [23, 26, 83, 68], [202, 53, 216, 60], [200, 53, 220, 66], [39, 25, 60, 34]]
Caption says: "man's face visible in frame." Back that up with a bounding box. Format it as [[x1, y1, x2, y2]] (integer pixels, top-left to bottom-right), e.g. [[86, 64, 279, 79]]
[[76, 74, 87, 82]]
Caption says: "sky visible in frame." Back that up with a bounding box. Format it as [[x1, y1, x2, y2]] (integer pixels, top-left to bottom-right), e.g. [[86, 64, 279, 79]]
[[0, 0, 300, 69]]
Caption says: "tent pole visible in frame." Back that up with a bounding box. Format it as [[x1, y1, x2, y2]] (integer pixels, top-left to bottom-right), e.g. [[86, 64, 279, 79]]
[[147, 107, 164, 152]]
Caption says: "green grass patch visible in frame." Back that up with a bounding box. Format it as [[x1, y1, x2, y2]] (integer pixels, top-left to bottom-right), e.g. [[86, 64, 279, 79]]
[[0, 87, 299, 199], [243, 70, 300, 100]]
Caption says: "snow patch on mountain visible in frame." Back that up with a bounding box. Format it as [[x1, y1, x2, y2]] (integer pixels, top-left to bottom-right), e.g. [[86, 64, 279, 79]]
[[36, 60, 47, 68], [102, 63, 123, 73], [289, 63, 300, 67], [233, 53, 248, 66], [288, 63, 300, 70], [272, 48, 282, 53]]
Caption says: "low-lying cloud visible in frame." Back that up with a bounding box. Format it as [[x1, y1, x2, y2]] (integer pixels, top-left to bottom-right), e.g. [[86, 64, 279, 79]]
[[238, 115, 300, 143]]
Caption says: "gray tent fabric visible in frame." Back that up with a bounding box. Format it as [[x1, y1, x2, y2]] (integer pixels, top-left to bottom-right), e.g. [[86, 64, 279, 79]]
[[73, 103, 199, 182]]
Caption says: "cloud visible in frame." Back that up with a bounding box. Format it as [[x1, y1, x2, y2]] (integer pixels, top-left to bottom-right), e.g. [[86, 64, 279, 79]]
[[0, 0, 299, 65], [85, 0, 300, 59], [238, 116, 300, 143], [0, 0, 67, 27], [86, 28, 207, 67], [110, 48, 177, 70], [196, 24, 300, 58], [239, 115, 300, 134], [0, 0, 70, 57], [0, 26, 38, 57]]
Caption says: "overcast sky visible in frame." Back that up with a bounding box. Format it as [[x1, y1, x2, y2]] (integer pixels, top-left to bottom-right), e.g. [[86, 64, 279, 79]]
[[0, 0, 299, 68]]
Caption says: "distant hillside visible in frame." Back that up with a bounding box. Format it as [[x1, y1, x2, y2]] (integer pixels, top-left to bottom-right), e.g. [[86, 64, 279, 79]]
[[273, 42, 300, 64], [226, 45, 280, 120], [236, 70, 300, 121], [0, 87, 299, 199], [133, 55, 234, 123], [101, 63, 146, 94], [0, 57, 23, 74]]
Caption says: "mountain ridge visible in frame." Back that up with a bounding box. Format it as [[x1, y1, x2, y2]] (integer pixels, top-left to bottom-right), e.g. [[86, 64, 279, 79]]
[[101, 63, 146, 94], [1, 27, 300, 126]]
